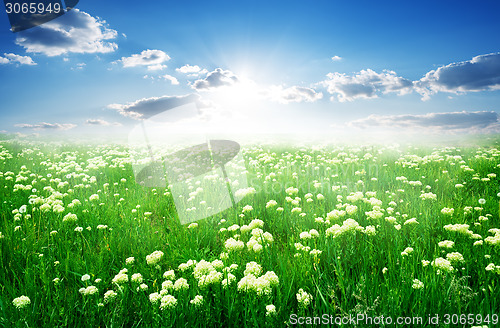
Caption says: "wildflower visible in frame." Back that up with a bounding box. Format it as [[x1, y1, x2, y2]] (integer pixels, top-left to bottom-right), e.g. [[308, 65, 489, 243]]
[[125, 257, 135, 265], [431, 257, 454, 273], [422, 260, 430, 267], [401, 247, 414, 257], [74, 227, 83, 232], [12, 295, 31, 309], [138, 283, 148, 291], [63, 213, 77, 223], [163, 270, 175, 280], [81, 274, 91, 282], [478, 198, 486, 205], [438, 240, 454, 249], [440, 208, 454, 216], [149, 292, 161, 304], [382, 267, 388, 274], [446, 252, 465, 263], [225, 237, 245, 252], [190, 295, 203, 306], [173, 278, 189, 291], [412, 279, 424, 290], [266, 200, 278, 208], [131, 273, 143, 284], [146, 250, 164, 265], [296, 288, 312, 307], [112, 273, 129, 285], [103, 290, 118, 303], [266, 304, 277, 316], [188, 222, 198, 229], [244, 262, 262, 276], [242, 205, 253, 212]]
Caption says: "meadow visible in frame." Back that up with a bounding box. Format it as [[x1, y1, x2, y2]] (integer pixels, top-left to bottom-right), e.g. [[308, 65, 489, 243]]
[[0, 137, 499, 327]]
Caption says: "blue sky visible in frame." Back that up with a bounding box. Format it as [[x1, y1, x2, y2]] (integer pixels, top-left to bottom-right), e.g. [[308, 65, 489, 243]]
[[1, 0, 500, 138]]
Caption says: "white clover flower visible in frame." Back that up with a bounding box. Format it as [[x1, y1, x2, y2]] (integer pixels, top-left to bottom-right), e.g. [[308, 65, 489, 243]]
[[146, 250, 164, 265], [412, 279, 424, 290], [12, 295, 31, 309]]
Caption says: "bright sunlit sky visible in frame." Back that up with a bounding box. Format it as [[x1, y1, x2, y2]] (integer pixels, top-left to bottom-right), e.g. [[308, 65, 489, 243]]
[[1, 0, 500, 138]]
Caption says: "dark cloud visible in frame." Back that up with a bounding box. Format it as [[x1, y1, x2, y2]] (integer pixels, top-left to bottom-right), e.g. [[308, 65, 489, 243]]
[[192, 68, 239, 90]]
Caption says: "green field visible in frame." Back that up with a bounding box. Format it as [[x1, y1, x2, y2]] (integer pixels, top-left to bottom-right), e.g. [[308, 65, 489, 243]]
[[1, 137, 499, 327]]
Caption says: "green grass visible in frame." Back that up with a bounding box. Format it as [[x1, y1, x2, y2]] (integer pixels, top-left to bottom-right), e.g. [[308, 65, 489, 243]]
[[0, 139, 499, 327]]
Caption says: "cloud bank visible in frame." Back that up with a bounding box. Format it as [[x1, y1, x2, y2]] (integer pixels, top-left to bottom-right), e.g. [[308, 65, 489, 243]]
[[15, 122, 77, 130], [348, 111, 498, 133]]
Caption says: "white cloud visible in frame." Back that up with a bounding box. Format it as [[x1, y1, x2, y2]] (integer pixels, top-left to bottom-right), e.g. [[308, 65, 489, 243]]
[[161, 74, 180, 85], [120, 49, 170, 69], [108, 94, 200, 120], [85, 119, 121, 126], [15, 122, 77, 130], [15, 9, 118, 56], [269, 85, 323, 104], [0, 53, 36, 65], [321, 69, 413, 102], [331, 55, 342, 61], [192, 68, 239, 90], [176, 64, 208, 76], [147, 64, 168, 71], [416, 52, 500, 100], [348, 111, 498, 133]]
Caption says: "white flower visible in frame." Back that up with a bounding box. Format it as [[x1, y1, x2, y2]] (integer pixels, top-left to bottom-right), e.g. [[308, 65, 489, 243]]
[[125, 257, 135, 265], [12, 295, 31, 309], [160, 295, 177, 310], [438, 240, 454, 249], [188, 222, 198, 229], [266, 304, 277, 316], [104, 290, 118, 303], [190, 295, 203, 306], [131, 273, 143, 284], [412, 279, 424, 290], [478, 198, 486, 205], [146, 250, 164, 265], [296, 288, 312, 307], [81, 274, 91, 282]]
